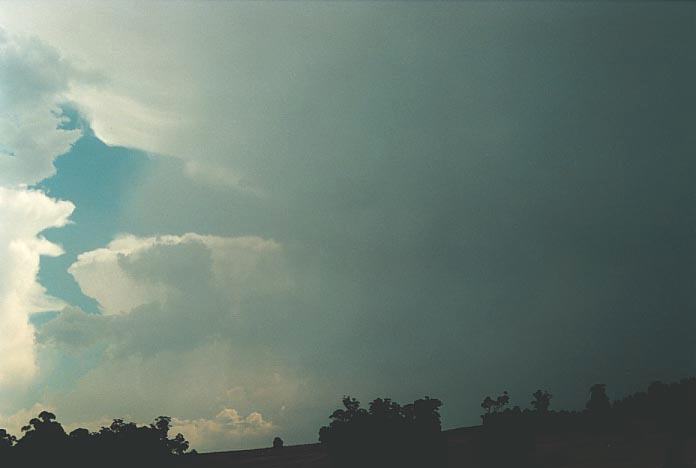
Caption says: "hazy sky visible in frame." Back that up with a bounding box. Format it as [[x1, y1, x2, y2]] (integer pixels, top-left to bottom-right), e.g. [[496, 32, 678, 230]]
[[0, 1, 694, 451]]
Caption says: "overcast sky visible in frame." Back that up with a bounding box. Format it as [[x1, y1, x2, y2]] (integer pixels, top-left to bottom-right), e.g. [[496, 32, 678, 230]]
[[0, 0, 694, 451]]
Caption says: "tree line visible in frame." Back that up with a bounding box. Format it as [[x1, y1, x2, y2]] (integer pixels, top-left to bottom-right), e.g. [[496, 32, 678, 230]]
[[476, 378, 696, 467], [480, 377, 696, 434], [318, 377, 696, 468], [3, 376, 696, 467], [0, 411, 192, 468], [318, 396, 445, 468]]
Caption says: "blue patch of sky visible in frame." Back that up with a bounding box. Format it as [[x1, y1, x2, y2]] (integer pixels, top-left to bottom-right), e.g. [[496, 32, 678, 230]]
[[34, 106, 153, 315]]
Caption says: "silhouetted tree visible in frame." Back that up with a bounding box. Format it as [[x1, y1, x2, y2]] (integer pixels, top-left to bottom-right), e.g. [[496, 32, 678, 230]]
[[531, 390, 552, 413], [586, 384, 610, 414], [0, 411, 192, 468], [481, 391, 510, 420], [0, 429, 15, 450], [17, 410, 67, 453], [149, 415, 189, 455], [319, 396, 445, 468], [272, 436, 284, 449], [481, 396, 495, 415], [0, 427, 16, 465], [69, 428, 90, 440], [496, 391, 510, 412], [478, 392, 536, 468]]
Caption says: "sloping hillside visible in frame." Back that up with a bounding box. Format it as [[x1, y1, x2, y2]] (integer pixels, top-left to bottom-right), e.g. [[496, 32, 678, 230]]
[[185, 426, 694, 468], [186, 443, 330, 468]]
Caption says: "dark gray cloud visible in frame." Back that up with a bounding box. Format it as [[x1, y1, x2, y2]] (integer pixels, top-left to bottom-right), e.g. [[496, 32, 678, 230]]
[[31, 1, 696, 446], [122, 3, 696, 429]]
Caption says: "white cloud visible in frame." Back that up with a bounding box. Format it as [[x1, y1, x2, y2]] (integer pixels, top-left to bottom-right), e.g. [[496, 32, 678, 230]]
[[172, 408, 275, 452], [68, 233, 287, 316], [0, 29, 79, 392], [0, 403, 53, 437], [32, 337, 300, 450], [34, 233, 297, 450], [0, 188, 73, 388], [0, 28, 80, 186], [0, 400, 274, 453], [0, 1, 416, 192]]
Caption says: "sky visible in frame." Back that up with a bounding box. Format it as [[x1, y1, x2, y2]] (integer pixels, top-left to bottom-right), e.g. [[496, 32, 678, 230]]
[[0, 0, 695, 452]]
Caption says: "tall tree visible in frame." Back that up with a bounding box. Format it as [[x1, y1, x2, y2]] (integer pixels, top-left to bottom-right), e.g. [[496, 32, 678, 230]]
[[531, 390, 552, 413], [586, 384, 611, 414]]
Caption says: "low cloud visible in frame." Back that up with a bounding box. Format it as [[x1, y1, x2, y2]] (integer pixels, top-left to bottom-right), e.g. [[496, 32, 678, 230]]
[[35, 233, 297, 450], [0, 401, 273, 454], [68, 233, 287, 316], [173, 408, 275, 452], [0, 403, 53, 437], [43, 233, 291, 357]]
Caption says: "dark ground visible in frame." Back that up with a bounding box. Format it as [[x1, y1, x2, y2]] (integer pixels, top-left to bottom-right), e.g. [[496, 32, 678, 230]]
[[183, 426, 695, 467]]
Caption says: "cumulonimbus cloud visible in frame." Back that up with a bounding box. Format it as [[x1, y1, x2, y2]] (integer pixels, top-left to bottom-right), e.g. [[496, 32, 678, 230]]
[[38, 232, 290, 359], [0, 28, 80, 187], [0, 29, 80, 390], [0, 188, 74, 387], [33, 233, 294, 451], [67, 233, 289, 316]]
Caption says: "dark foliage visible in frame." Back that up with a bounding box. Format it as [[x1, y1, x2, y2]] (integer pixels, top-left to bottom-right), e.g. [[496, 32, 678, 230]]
[[481, 390, 509, 415], [0, 411, 192, 468], [612, 378, 696, 434], [586, 383, 611, 414], [319, 396, 445, 468], [478, 378, 696, 468], [530, 389, 552, 413], [478, 410, 536, 468], [5, 377, 696, 467]]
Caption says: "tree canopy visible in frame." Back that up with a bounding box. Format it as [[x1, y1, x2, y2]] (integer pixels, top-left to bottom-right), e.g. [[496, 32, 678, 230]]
[[319, 396, 445, 468], [0, 411, 192, 468]]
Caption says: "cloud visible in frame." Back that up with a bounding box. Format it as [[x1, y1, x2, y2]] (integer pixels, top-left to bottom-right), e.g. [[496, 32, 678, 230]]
[[35, 306, 104, 350], [0, 403, 53, 437], [40, 233, 290, 360], [0, 29, 79, 392], [0, 188, 73, 388], [67, 233, 288, 317], [172, 408, 275, 452], [0, 28, 80, 186], [33, 337, 300, 450], [35, 233, 296, 449], [0, 1, 457, 192], [0, 400, 273, 453], [5, 1, 695, 445]]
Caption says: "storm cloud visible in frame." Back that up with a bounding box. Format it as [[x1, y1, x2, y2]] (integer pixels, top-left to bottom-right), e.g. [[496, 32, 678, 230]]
[[0, 1, 694, 450]]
